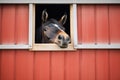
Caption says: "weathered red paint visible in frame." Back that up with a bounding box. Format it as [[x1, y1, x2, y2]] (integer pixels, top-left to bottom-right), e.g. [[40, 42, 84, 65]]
[[65, 51, 79, 80], [0, 4, 120, 80], [15, 5, 29, 44], [109, 5, 120, 80], [96, 5, 109, 43], [96, 5, 109, 80], [14, 5, 33, 80], [51, 52, 64, 80], [1, 5, 16, 80], [34, 52, 50, 80], [15, 50, 33, 80], [0, 5, 1, 79], [81, 5, 96, 43], [109, 5, 120, 43], [1, 5, 16, 44]]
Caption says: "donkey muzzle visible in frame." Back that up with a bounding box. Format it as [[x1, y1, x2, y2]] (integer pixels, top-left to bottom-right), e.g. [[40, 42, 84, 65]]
[[55, 34, 70, 48]]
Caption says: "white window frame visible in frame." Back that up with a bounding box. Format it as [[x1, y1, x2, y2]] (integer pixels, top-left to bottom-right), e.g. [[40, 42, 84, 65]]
[[31, 4, 75, 51], [0, 0, 120, 4]]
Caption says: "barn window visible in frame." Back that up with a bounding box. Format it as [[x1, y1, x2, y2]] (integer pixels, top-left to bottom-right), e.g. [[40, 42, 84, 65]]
[[0, 2, 120, 50], [30, 4, 75, 51]]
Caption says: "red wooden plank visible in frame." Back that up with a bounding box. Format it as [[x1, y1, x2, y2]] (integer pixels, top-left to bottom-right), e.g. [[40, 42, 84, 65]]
[[110, 50, 120, 80], [15, 50, 33, 80], [1, 50, 15, 80], [109, 5, 120, 80], [15, 5, 28, 44], [51, 52, 64, 80], [79, 50, 82, 80], [0, 5, 2, 44], [77, 5, 82, 44], [34, 52, 50, 80], [95, 5, 109, 80], [65, 51, 79, 80], [109, 5, 120, 43], [96, 50, 109, 80], [80, 5, 96, 80], [1, 5, 16, 80], [15, 5, 33, 80], [1, 5, 15, 44], [81, 50, 96, 80], [0, 50, 1, 80], [81, 5, 96, 43], [96, 5, 109, 43]]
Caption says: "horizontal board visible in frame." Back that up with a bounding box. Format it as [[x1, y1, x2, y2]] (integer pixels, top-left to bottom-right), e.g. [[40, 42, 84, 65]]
[[0, 0, 120, 4]]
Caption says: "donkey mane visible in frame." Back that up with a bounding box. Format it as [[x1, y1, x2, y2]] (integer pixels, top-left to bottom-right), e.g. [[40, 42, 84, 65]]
[[42, 19, 65, 31]]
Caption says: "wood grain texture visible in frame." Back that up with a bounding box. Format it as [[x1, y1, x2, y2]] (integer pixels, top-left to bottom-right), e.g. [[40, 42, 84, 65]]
[[80, 5, 96, 80], [0, 5, 16, 80], [51, 52, 64, 80], [15, 50, 33, 80], [109, 5, 120, 43], [96, 50, 109, 80], [77, 5, 82, 44], [1, 5, 16, 44], [65, 51, 79, 80], [81, 50, 96, 80], [95, 5, 109, 80], [1, 50, 15, 80], [15, 5, 28, 44], [110, 50, 120, 80], [34, 52, 50, 80], [15, 5, 33, 80], [81, 5, 96, 43], [0, 5, 2, 44], [96, 5, 109, 44]]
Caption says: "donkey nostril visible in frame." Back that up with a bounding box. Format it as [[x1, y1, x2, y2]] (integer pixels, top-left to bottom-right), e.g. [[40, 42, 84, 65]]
[[58, 35, 63, 40]]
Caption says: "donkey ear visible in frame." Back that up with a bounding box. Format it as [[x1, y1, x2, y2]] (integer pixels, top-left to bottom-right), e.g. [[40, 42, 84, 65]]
[[42, 9, 48, 23], [59, 14, 67, 25]]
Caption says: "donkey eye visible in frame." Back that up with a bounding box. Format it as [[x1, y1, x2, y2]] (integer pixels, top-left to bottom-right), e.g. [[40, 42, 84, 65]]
[[58, 35, 63, 40], [43, 28, 47, 31]]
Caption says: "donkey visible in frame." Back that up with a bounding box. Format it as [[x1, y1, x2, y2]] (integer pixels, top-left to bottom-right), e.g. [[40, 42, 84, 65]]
[[36, 9, 70, 48]]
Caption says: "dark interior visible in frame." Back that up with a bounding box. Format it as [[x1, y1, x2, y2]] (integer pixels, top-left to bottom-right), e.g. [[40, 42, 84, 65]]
[[35, 4, 70, 43]]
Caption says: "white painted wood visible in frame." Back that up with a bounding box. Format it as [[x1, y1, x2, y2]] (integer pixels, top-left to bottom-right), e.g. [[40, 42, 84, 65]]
[[29, 4, 33, 48], [73, 4, 78, 48], [0, 0, 120, 4], [0, 0, 74, 4], [76, 0, 120, 4], [31, 44, 75, 51], [75, 44, 120, 49], [31, 4, 75, 51], [0, 45, 29, 49]]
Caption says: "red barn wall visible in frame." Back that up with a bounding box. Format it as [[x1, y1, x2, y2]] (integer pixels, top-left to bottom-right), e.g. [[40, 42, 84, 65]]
[[0, 4, 120, 80]]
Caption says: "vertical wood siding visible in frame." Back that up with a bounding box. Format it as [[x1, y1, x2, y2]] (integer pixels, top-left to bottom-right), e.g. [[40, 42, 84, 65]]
[[0, 4, 120, 80]]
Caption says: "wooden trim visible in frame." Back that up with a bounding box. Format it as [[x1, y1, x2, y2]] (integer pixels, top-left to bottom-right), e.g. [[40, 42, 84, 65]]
[[31, 44, 75, 51], [74, 44, 120, 49], [0, 0, 120, 4], [73, 4, 78, 47], [31, 4, 75, 51], [29, 4, 33, 48], [0, 45, 29, 49]]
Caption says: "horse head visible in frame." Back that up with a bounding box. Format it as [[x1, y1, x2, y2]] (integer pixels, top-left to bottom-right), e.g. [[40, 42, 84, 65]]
[[40, 9, 71, 48]]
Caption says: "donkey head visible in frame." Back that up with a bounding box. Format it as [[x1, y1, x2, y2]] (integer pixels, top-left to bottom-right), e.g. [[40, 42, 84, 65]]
[[41, 9, 70, 48]]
